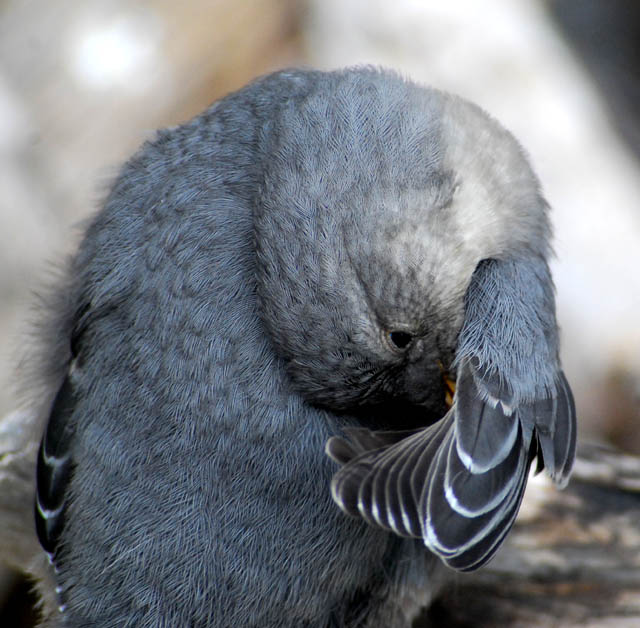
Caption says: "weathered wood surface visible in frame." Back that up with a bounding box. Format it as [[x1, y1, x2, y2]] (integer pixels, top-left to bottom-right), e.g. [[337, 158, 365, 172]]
[[0, 409, 41, 573]]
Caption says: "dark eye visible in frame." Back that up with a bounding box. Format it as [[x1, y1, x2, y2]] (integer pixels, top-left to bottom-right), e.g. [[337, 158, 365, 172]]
[[388, 330, 413, 350]]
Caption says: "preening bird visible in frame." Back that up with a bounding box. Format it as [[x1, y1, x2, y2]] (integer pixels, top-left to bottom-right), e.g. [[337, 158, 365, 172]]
[[34, 67, 576, 627]]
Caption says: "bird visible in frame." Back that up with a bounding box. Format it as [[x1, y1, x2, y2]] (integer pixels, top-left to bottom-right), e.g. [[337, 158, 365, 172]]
[[33, 67, 576, 627]]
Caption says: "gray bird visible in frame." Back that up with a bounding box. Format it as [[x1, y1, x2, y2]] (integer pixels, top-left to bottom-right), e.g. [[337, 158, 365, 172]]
[[34, 67, 576, 627]]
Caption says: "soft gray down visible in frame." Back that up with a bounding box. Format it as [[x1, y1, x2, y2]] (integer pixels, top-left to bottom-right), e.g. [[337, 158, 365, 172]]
[[33, 67, 576, 627]]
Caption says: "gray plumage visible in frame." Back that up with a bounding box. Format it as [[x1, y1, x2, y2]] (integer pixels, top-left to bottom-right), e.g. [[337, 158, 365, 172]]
[[34, 67, 576, 626]]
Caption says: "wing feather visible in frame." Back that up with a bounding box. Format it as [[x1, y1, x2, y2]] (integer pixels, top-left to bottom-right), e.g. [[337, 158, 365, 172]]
[[326, 258, 577, 572], [35, 374, 76, 556]]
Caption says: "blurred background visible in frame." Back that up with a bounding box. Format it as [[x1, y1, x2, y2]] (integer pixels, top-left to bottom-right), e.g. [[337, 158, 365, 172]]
[[1, 0, 639, 624]]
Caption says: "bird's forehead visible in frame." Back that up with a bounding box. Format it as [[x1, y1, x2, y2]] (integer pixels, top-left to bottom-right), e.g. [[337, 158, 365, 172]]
[[342, 183, 477, 327]]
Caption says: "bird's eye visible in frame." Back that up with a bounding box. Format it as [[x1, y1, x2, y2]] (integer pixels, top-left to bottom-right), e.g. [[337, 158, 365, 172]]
[[388, 330, 413, 350]]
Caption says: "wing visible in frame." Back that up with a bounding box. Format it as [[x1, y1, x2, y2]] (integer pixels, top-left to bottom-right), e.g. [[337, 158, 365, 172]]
[[35, 303, 93, 561], [328, 257, 577, 570], [35, 373, 76, 559]]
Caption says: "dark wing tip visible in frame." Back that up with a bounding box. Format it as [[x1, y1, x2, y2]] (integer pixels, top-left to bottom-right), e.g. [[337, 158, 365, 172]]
[[533, 370, 577, 488], [454, 359, 520, 474], [35, 375, 76, 556], [557, 371, 577, 483], [421, 415, 529, 571], [443, 473, 526, 572]]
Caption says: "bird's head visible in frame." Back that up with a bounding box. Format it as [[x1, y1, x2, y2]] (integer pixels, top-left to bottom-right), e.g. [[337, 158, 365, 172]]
[[254, 68, 549, 421]]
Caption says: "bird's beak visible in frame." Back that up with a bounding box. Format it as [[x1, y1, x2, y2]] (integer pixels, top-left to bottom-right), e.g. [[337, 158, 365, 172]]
[[443, 374, 456, 408], [437, 360, 456, 408]]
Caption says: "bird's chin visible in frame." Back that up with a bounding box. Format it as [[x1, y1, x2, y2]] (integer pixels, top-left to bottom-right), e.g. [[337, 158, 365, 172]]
[[344, 396, 447, 431]]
